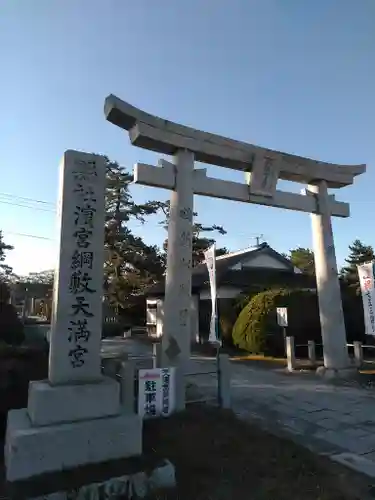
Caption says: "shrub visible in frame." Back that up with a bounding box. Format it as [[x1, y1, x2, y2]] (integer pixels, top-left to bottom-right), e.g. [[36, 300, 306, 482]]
[[0, 346, 48, 437], [219, 300, 242, 347], [341, 286, 367, 343], [220, 315, 234, 346], [0, 280, 10, 303], [0, 302, 25, 346], [102, 321, 127, 338], [232, 288, 320, 354], [232, 289, 284, 353]]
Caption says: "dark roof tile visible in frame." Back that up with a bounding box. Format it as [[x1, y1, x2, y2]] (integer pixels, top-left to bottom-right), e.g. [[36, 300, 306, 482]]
[[146, 243, 309, 296]]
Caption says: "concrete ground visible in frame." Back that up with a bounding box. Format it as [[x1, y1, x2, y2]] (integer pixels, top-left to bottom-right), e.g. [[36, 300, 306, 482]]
[[100, 338, 375, 474], [188, 357, 375, 479], [26, 332, 375, 479]]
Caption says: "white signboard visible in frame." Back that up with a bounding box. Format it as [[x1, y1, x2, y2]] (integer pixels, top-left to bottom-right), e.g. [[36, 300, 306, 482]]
[[138, 367, 176, 419], [276, 307, 288, 327], [358, 262, 375, 336]]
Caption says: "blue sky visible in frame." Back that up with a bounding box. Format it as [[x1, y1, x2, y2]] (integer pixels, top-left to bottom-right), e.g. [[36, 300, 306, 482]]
[[0, 0, 374, 275]]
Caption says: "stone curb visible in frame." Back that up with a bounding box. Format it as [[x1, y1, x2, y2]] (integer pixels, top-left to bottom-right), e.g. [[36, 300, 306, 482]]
[[331, 452, 375, 479]]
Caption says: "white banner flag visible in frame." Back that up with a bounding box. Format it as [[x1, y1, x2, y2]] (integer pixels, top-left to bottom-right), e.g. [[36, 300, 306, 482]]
[[358, 262, 375, 336], [204, 244, 220, 344]]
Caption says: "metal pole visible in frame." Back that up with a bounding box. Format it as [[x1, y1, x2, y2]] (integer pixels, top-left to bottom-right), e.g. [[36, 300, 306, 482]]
[[283, 326, 287, 356]]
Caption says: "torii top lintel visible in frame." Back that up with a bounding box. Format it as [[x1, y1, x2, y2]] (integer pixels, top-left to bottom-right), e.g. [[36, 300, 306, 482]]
[[104, 94, 365, 189]]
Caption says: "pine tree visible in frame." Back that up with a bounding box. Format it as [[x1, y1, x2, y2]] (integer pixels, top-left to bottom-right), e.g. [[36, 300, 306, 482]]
[[0, 230, 13, 279], [341, 239, 375, 293], [287, 247, 315, 275], [0, 231, 13, 304], [104, 158, 165, 310]]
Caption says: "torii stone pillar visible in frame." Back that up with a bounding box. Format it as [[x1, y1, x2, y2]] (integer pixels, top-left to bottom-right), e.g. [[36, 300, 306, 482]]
[[309, 181, 350, 372], [162, 150, 194, 373]]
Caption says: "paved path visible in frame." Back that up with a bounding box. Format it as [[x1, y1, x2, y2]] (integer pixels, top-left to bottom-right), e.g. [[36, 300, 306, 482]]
[[189, 359, 375, 478], [93, 337, 375, 477], [101, 337, 151, 358]]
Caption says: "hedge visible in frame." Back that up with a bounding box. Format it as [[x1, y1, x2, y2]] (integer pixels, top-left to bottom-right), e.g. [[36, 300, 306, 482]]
[[0, 302, 25, 346], [232, 288, 319, 354]]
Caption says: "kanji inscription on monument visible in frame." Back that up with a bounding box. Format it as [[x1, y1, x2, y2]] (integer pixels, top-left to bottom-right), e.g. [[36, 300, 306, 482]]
[[49, 150, 106, 384]]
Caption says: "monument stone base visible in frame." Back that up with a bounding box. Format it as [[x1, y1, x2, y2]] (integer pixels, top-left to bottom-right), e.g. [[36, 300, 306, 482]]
[[27, 378, 121, 426], [5, 408, 142, 482]]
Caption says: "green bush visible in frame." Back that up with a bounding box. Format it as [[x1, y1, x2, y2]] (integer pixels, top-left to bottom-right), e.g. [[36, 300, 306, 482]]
[[340, 285, 367, 343], [0, 280, 10, 303], [232, 289, 284, 353], [219, 300, 243, 347], [232, 288, 320, 354], [102, 321, 128, 338], [0, 347, 48, 436], [0, 302, 25, 346]]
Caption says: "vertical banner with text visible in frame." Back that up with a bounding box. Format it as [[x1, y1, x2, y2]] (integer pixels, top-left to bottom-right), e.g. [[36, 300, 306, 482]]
[[358, 262, 375, 336], [204, 244, 220, 344]]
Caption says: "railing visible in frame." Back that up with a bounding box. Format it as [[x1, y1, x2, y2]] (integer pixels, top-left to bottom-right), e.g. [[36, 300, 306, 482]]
[[185, 368, 220, 406], [287, 337, 375, 370], [101, 348, 231, 412]]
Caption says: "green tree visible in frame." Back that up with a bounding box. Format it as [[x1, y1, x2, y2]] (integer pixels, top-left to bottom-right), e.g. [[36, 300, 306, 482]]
[[0, 230, 13, 278], [0, 231, 14, 303], [104, 158, 165, 309], [158, 201, 228, 267], [22, 270, 54, 285], [0, 232, 24, 344], [286, 247, 315, 275], [341, 239, 375, 293]]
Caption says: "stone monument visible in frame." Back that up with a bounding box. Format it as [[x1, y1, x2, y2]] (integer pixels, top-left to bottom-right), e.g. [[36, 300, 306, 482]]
[[5, 150, 142, 482], [104, 94, 366, 382]]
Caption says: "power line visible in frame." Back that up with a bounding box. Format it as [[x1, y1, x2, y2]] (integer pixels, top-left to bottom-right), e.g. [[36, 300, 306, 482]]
[[0, 192, 55, 206], [0, 193, 267, 244], [0, 200, 55, 212], [4, 231, 55, 241]]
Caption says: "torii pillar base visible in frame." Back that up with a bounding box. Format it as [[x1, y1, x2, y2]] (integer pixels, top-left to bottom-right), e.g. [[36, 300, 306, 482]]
[[316, 366, 358, 379]]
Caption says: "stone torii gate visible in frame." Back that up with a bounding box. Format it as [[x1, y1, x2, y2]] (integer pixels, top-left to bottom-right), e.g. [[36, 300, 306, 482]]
[[105, 94, 366, 381]]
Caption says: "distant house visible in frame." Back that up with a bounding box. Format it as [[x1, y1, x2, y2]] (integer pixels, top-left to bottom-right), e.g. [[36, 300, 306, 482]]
[[145, 242, 316, 340], [10, 281, 53, 318]]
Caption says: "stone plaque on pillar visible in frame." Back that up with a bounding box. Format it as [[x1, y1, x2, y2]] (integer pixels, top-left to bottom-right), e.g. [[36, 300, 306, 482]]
[[49, 150, 106, 385]]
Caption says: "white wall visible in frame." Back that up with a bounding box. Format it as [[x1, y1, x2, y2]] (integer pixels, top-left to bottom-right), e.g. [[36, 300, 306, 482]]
[[147, 296, 198, 341], [146, 299, 157, 325]]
